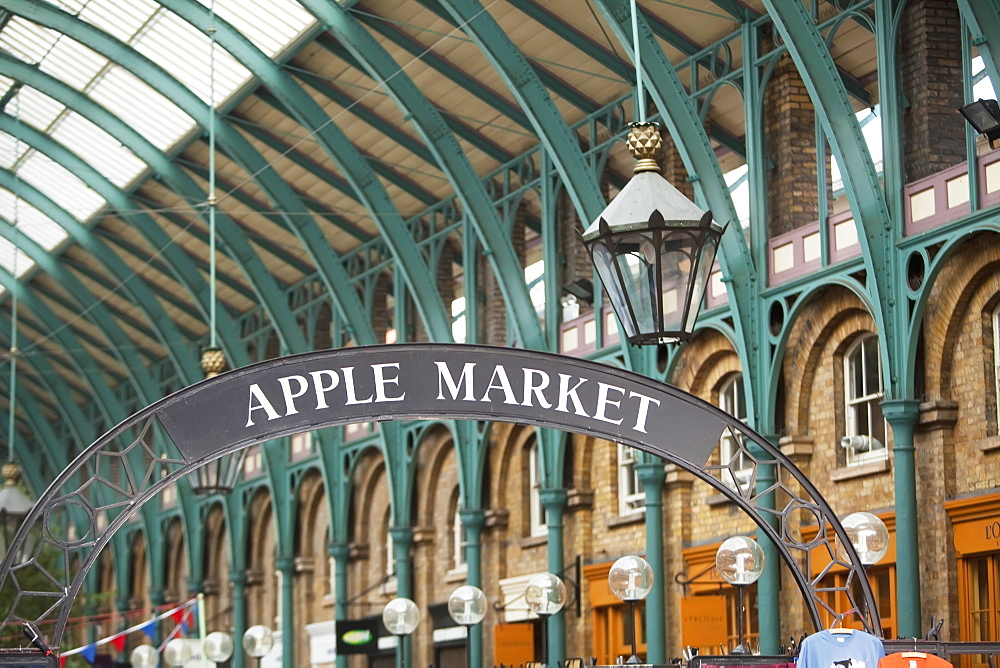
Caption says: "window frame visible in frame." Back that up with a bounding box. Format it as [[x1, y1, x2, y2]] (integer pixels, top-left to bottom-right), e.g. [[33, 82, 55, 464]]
[[843, 334, 888, 466], [718, 374, 752, 488], [528, 440, 547, 537], [617, 442, 645, 516]]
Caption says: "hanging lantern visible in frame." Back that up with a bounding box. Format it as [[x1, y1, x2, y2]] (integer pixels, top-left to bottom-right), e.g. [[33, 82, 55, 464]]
[[188, 348, 245, 496], [583, 123, 724, 345]]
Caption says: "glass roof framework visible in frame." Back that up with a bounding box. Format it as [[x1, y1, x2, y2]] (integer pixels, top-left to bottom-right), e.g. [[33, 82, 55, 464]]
[[0, 0, 317, 282]]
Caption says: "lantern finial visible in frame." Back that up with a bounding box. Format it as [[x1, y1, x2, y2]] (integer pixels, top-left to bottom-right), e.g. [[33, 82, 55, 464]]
[[627, 122, 662, 173]]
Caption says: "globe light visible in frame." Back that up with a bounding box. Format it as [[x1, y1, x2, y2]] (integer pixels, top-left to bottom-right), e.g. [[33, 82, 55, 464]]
[[839, 511, 889, 566], [524, 573, 567, 617], [716, 536, 765, 586], [608, 555, 654, 601], [204, 631, 235, 663], [129, 644, 158, 668], [382, 597, 421, 635], [242, 625, 275, 658], [163, 638, 193, 667], [448, 585, 488, 626]]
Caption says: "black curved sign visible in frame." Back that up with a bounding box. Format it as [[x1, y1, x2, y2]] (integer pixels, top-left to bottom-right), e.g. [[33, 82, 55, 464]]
[[157, 344, 727, 466]]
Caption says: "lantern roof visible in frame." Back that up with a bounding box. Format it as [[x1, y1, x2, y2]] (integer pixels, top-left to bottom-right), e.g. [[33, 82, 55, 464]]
[[582, 171, 719, 241]]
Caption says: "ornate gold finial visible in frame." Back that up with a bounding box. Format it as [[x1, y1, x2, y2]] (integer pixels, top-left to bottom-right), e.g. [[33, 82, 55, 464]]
[[200, 347, 228, 379], [2, 462, 20, 486], [627, 122, 662, 174]]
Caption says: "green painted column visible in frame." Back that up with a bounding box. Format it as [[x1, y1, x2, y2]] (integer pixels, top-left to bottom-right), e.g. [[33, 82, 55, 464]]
[[229, 569, 247, 668], [461, 509, 486, 668], [540, 488, 567, 667], [276, 556, 295, 668], [749, 438, 780, 654], [390, 526, 415, 668], [636, 462, 666, 663], [330, 542, 350, 668], [881, 399, 922, 637]]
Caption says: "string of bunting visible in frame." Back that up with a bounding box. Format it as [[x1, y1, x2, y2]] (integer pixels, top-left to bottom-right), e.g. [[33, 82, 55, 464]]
[[58, 597, 198, 665]]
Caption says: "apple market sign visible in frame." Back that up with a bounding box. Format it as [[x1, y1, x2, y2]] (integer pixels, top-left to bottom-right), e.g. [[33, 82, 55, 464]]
[[158, 343, 727, 467]]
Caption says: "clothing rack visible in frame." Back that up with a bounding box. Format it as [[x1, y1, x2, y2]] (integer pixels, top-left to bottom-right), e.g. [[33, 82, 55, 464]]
[[688, 656, 795, 668], [881, 640, 1000, 656]]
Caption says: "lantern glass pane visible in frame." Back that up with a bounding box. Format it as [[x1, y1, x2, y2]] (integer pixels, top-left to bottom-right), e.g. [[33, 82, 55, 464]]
[[658, 231, 698, 335], [591, 243, 637, 340], [686, 232, 720, 333], [615, 234, 657, 334]]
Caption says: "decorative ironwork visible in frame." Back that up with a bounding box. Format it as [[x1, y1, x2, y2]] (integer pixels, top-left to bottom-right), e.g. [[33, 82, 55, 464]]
[[0, 344, 878, 647]]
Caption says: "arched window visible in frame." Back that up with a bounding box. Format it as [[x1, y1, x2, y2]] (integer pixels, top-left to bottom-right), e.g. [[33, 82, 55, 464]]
[[719, 374, 751, 488], [993, 304, 1000, 432], [843, 334, 887, 465]]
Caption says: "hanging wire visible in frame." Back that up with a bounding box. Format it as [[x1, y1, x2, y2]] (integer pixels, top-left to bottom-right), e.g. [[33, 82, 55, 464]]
[[7, 97, 20, 464], [630, 0, 646, 124], [208, 0, 218, 350]]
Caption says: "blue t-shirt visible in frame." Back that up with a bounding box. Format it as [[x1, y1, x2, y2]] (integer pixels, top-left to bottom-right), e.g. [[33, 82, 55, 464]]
[[798, 630, 886, 668]]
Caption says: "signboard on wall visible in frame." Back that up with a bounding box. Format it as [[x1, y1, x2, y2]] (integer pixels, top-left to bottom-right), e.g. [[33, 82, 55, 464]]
[[335, 619, 380, 655], [680, 595, 728, 648]]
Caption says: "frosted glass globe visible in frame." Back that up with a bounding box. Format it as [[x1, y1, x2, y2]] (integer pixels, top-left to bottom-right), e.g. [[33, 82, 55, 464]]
[[840, 511, 889, 566], [448, 585, 488, 625], [716, 536, 765, 586], [242, 625, 274, 658], [382, 597, 421, 635], [608, 555, 654, 601], [163, 638, 192, 667], [204, 631, 235, 663], [130, 644, 158, 668], [524, 572, 567, 616]]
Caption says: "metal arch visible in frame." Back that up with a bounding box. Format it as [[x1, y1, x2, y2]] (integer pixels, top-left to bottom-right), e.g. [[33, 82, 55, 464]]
[[762, 1, 900, 393], [957, 0, 1000, 93], [0, 162, 199, 384], [304, 0, 545, 349], [592, 0, 762, 419], [0, 53, 256, 368], [157, 0, 451, 345], [429, 0, 608, 225], [0, 2, 321, 353], [0, 217, 166, 407], [0, 344, 879, 645]]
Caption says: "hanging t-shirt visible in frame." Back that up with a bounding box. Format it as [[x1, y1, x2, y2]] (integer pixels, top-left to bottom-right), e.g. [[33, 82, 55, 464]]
[[797, 630, 886, 668], [879, 653, 954, 668]]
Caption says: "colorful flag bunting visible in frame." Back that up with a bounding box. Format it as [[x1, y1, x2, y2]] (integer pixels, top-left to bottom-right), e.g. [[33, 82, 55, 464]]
[[81, 643, 96, 664]]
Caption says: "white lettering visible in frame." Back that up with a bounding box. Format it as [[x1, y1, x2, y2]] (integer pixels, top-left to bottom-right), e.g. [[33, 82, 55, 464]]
[[309, 370, 340, 409], [278, 375, 309, 416], [342, 367, 373, 405], [555, 374, 589, 415], [629, 391, 661, 433], [372, 363, 405, 402], [435, 362, 477, 400], [594, 382, 625, 425], [246, 383, 281, 427], [521, 368, 552, 408], [481, 365, 518, 404]]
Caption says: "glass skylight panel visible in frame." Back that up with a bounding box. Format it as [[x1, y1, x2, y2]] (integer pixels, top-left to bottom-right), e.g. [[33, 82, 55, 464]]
[[0, 133, 25, 171], [0, 234, 36, 279], [78, 0, 161, 44], [18, 151, 103, 230], [134, 10, 250, 106], [89, 67, 195, 151], [12, 87, 66, 136], [0, 190, 66, 265], [209, 0, 317, 57], [51, 113, 146, 189], [0, 16, 60, 65], [0, 76, 14, 102], [39, 35, 109, 92]]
